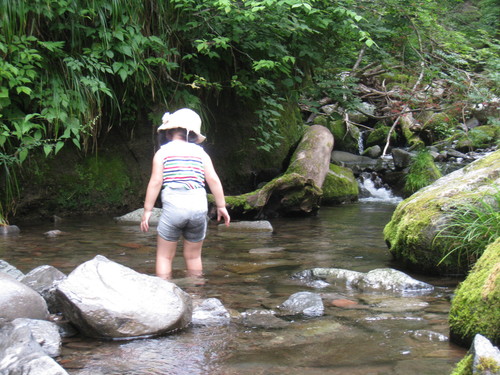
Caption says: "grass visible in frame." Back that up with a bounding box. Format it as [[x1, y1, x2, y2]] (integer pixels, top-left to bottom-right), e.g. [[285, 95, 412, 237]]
[[436, 189, 500, 270]]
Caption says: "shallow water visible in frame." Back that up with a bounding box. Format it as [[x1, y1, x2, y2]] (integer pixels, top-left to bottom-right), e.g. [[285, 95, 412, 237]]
[[0, 202, 466, 374]]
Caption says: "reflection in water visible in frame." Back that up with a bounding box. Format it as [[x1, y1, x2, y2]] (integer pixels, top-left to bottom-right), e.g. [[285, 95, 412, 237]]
[[0, 203, 465, 375]]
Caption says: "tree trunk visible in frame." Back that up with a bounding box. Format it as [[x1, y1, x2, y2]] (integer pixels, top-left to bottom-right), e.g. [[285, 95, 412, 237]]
[[216, 125, 334, 219]]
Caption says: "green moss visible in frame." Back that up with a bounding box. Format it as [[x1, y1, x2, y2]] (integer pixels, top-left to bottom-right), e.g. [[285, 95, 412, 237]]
[[455, 126, 499, 151], [450, 354, 473, 375], [322, 164, 359, 205], [317, 116, 359, 153], [477, 356, 500, 373], [54, 155, 133, 211], [449, 238, 500, 347], [422, 112, 458, 143], [403, 149, 442, 196], [366, 125, 397, 148]]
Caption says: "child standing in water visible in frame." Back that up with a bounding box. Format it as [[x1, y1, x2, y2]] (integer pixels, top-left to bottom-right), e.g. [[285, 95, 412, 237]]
[[140, 108, 230, 279]]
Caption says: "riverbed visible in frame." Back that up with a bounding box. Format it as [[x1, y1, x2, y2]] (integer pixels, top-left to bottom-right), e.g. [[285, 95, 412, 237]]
[[0, 202, 466, 374]]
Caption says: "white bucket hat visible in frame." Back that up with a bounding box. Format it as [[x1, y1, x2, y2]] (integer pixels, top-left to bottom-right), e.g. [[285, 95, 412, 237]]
[[157, 108, 206, 144]]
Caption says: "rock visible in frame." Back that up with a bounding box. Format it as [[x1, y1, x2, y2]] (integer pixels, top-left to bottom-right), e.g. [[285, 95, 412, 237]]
[[391, 148, 414, 170], [294, 267, 434, 295], [330, 299, 359, 308], [0, 225, 20, 235], [383, 150, 500, 274], [11, 318, 62, 357], [471, 334, 500, 374], [44, 230, 64, 238], [249, 247, 285, 254], [0, 272, 49, 325], [357, 268, 434, 295], [240, 309, 289, 329], [277, 291, 324, 317], [191, 298, 230, 326], [452, 334, 500, 375], [56, 255, 192, 339], [321, 164, 359, 205], [218, 220, 273, 232], [114, 208, 162, 224], [0, 323, 69, 375], [449, 238, 500, 347], [369, 297, 429, 312], [0, 259, 24, 280], [347, 102, 376, 124], [362, 145, 382, 159], [21, 265, 67, 313], [293, 268, 364, 288]]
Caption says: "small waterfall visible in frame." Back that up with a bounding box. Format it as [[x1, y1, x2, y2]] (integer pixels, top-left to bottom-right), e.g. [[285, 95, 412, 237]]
[[358, 172, 402, 204], [358, 131, 365, 155]]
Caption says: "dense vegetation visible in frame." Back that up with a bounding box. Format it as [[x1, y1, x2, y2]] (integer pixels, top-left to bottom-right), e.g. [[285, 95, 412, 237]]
[[1, 0, 498, 223]]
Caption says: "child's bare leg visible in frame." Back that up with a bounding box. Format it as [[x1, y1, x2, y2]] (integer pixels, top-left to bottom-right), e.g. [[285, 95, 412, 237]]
[[156, 236, 178, 279], [183, 239, 204, 277]]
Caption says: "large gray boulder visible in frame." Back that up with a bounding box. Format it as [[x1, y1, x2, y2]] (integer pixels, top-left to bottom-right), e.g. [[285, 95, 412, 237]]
[[56, 255, 192, 339], [383, 149, 500, 274], [0, 323, 68, 375], [0, 272, 49, 325]]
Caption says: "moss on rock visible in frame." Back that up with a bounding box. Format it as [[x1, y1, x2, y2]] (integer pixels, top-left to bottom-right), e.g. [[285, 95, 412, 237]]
[[315, 115, 359, 153], [450, 354, 473, 375], [449, 238, 500, 347], [366, 124, 397, 148], [383, 150, 500, 275], [455, 125, 500, 152], [322, 164, 359, 205]]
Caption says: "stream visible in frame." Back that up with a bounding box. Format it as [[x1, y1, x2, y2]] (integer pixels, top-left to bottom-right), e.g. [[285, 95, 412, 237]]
[[0, 199, 466, 374]]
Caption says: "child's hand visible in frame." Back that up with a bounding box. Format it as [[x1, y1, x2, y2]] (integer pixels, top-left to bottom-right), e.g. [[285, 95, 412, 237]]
[[140, 210, 152, 232], [217, 207, 230, 227]]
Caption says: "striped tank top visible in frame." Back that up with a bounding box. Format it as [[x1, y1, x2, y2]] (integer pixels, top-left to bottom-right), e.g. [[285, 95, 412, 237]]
[[160, 140, 206, 190]]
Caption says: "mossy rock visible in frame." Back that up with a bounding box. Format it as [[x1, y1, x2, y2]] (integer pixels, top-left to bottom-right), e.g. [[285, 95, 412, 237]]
[[366, 125, 397, 148], [422, 112, 458, 143], [454, 125, 500, 152], [449, 238, 500, 347], [322, 164, 359, 205], [383, 150, 500, 275], [315, 115, 360, 153], [403, 151, 442, 197]]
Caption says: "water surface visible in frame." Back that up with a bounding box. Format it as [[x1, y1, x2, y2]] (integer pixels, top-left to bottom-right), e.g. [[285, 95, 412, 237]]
[[1, 202, 465, 374]]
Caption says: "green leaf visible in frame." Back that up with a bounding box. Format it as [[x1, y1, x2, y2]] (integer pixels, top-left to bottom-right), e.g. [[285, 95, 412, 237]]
[[55, 141, 64, 154], [43, 144, 52, 157], [18, 148, 28, 163]]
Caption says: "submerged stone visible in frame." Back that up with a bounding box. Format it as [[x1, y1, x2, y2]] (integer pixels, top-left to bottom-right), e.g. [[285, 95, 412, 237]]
[[277, 291, 324, 317]]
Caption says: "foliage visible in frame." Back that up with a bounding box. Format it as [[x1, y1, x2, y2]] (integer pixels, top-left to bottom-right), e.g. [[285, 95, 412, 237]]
[[436, 190, 500, 269], [403, 149, 442, 196], [0, 0, 377, 221], [1, 0, 499, 222]]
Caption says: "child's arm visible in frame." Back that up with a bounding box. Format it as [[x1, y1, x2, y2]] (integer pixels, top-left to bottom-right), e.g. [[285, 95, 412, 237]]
[[204, 154, 230, 226], [141, 151, 164, 232]]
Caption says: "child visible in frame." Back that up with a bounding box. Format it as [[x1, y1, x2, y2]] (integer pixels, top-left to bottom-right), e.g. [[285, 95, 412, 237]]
[[140, 108, 230, 279]]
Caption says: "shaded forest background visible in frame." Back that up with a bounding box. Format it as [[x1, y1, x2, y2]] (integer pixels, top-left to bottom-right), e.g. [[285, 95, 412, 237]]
[[0, 0, 498, 223]]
